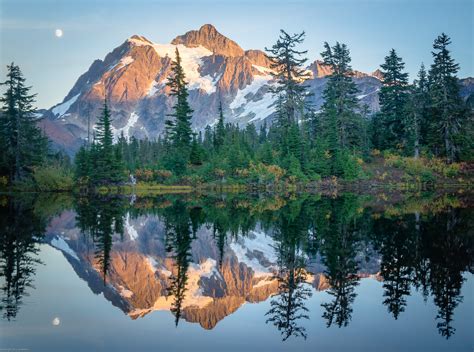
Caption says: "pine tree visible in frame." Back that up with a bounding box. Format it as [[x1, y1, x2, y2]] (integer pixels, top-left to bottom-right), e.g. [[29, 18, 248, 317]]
[[259, 122, 267, 144], [165, 48, 194, 174], [189, 134, 203, 166], [376, 49, 410, 151], [406, 64, 430, 158], [92, 100, 124, 185], [316, 42, 363, 176], [213, 101, 225, 150], [74, 145, 90, 181], [428, 33, 468, 163], [0, 63, 47, 184], [266, 30, 311, 161]]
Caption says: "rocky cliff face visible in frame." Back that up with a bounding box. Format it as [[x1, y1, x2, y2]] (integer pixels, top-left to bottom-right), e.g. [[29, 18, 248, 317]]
[[41, 24, 388, 154], [171, 24, 245, 57]]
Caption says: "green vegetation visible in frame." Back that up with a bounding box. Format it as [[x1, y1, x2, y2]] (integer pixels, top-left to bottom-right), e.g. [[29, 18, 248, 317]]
[[0, 63, 73, 192]]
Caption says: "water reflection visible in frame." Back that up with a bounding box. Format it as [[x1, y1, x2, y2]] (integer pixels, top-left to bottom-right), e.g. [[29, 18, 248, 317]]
[[0, 192, 472, 342], [0, 195, 46, 320]]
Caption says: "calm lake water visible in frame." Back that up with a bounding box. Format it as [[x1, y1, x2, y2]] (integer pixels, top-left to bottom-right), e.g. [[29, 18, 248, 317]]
[[0, 192, 473, 351]]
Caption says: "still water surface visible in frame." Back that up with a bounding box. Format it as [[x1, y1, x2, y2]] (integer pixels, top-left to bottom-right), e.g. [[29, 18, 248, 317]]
[[0, 193, 473, 351]]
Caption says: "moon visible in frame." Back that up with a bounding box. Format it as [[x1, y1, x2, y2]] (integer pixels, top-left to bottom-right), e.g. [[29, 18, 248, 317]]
[[55, 29, 63, 38], [52, 317, 60, 326]]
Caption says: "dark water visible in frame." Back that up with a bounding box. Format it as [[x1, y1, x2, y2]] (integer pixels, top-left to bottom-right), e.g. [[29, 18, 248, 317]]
[[0, 192, 473, 352]]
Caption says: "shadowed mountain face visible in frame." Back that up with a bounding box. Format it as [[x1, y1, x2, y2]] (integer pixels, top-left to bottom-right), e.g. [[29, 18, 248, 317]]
[[42, 24, 387, 153], [1, 193, 473, 339]]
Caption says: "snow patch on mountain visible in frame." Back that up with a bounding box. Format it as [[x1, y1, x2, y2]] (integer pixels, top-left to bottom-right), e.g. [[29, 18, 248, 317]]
[[113, 112, 139, 141], [229, 230, 277, 277], [128, 37, 217, 94], [118, 285, 134, 298], [125, 213, 139, 241], [52, 93, 80, 117], [252, 64, 273, 75], [51, 236, 79, 261], [147, 81, 161, 96], [230, 75, 272, 110], [357, 88, 380, 100], [247, 92, 275, 122], [146, 256, 159, 272], [199, 258, 222, 279], [115, 56, 134, 70]]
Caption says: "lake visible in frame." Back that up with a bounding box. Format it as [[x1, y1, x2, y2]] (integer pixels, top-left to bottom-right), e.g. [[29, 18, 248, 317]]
[[0, 192, 473, 351]]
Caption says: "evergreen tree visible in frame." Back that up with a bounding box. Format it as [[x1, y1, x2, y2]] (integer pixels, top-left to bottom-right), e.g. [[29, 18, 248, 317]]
[[189, 133, 204, 166], [164, 201, 193, 326], [165, 48, 194, 173], [0, 63, 47, 184], [213, 101, 225, 150], [428, 33, 469, 163], [92, 100, 124, 185], [315, 42, 363, 176], [266, 203, 312, 341], [266, 30, 311, 161], [259, 122, 267, 144], [74, 145, 90, 181], [375, 49, 410, 151], [319, 198, 361, 327], [0, 196, 46, 320], [406, 64, 430, 158]]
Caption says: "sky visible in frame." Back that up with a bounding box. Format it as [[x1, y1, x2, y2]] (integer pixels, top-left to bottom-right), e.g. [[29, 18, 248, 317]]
[[0, 0, 472, 108]]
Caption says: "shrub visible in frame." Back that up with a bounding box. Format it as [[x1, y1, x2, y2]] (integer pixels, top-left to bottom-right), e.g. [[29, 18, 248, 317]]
[[248, 162, 285, 184], [336, 151, 363, 180], [385, 154, 461, 180], [155, 169, 173, 183], [33, 166, 74, 191], [0, 176, 8, 188]]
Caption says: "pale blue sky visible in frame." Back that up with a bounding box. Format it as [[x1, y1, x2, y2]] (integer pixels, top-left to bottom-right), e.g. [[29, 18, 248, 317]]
[[1, 0, 472, 108]]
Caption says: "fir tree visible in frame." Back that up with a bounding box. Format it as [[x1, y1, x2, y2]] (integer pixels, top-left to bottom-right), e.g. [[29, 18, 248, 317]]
[[0, 63, 47, 184], [213, 101, 225, 150], [92, 100, 124, 185], [166, 48, 194, 173], [74, 145, 90, 181], [164, 201, 193, 326], [428, 33, 468, 163], [316, 42, 363, 176], [406, 64, 430, 158], [266, 30, 311, 161], [189, 133, 204, 166], [0, 196, 46, 320], [376, 49, 410, 151]]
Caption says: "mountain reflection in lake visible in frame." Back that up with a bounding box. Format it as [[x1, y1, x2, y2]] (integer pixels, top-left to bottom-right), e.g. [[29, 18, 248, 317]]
[[0, 192, 473, 352]]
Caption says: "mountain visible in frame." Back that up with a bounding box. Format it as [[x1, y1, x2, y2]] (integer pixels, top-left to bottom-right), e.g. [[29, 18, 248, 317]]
[[40, 24, 384, 154], [41, 24, 473, 154]]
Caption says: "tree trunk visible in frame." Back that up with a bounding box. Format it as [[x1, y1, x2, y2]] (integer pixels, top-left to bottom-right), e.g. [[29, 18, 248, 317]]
[[14, 111, 21, 182], [414, 112, 420, 159]]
